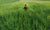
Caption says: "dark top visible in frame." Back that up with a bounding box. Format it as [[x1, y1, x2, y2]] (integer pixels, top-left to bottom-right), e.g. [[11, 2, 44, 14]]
[[24, 6, 27, 10]]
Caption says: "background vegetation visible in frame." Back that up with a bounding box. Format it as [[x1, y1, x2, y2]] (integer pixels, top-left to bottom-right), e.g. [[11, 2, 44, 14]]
[[0, 0, 50, 30], [0, 0, 19, 4]]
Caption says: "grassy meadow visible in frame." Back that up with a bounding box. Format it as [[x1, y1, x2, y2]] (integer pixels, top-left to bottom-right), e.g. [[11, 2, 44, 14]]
[[0, 0, 50, 30]]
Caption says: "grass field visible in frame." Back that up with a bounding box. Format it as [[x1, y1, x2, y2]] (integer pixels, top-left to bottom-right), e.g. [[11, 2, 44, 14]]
[[0, 1, 50, 30], [0, 0, 19, 4]]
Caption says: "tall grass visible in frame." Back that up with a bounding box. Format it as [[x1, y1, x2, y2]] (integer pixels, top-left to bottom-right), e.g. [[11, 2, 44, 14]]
[[0, 2, 50, 30]]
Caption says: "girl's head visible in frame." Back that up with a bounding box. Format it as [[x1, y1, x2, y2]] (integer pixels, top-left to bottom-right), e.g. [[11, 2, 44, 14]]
[[25, 4, 27, 6]]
